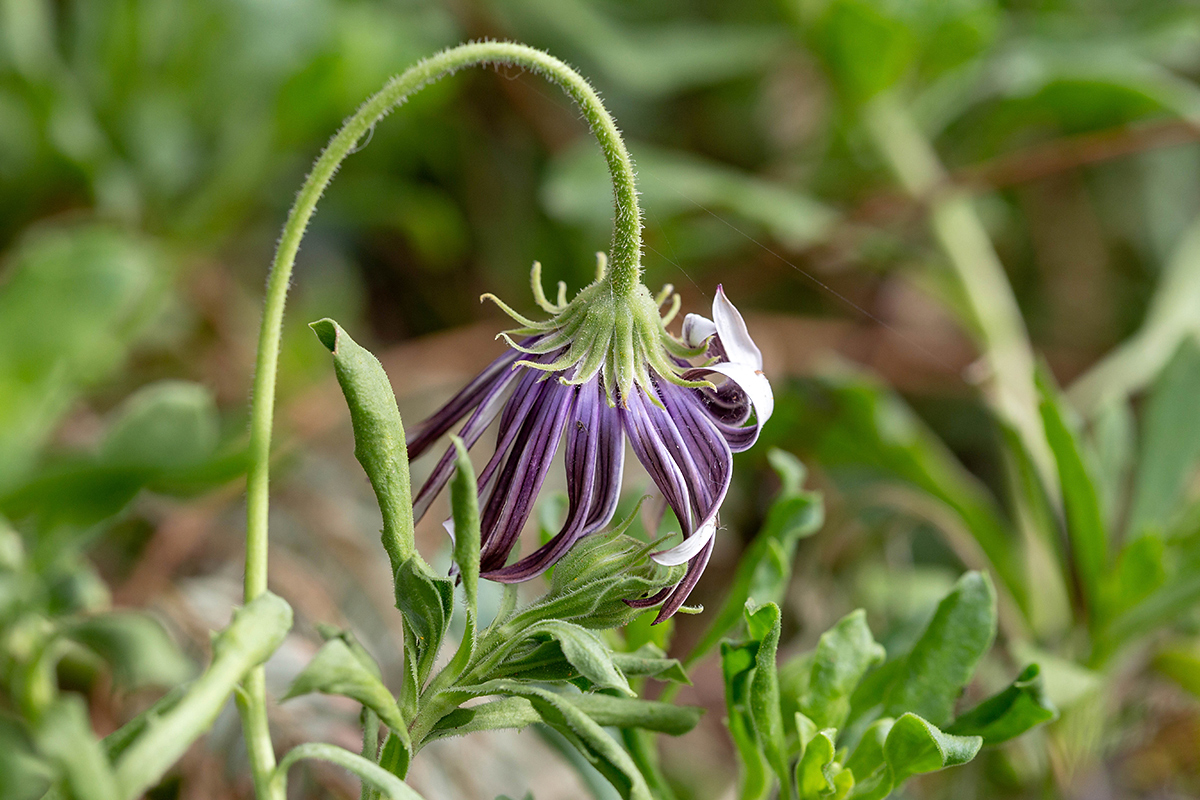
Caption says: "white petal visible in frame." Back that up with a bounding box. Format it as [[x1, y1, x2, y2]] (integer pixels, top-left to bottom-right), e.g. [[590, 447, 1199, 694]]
[[712, 286, 762, 369], [682, 313, 716, 349], [651, 516, 718, 566], [442, 517, 456, 544], [697, 361, 774, 426]]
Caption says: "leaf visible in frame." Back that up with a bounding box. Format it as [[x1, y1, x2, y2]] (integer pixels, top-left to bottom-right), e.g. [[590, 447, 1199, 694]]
[[721, 639, 771, 800], [283, 638, 405, 734], [1126, 339, 1200, 538], [946, 664, 1058, 744], [519, 621, 633, 696], [882, 571, 997, 726], [811, 0, 914, 105], [1037, 368, 1108, 611], [393, 558, 454, 685], [64, 611, 193, 689], [794, 728, 837, 800], [100, 381, 219, 473], [1153, 640, 1200, 699], [310, 318, 416, 573], [686, 450, 823, 667], [882, 713, 981, 785], [450, 680, 653, 800], [444, 435, 480, 683], [34, 696, 119, 800], [745, 603, 791, 796], [845, 717, 893, 780], [610, 644, 690, 685], [802, 609, 886, 730]]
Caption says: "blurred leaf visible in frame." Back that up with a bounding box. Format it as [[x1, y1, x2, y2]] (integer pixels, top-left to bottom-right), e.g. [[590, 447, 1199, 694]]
[[721, 638, 771, 800], [0, 225, 167, 490], [882, 571, 996, 726], [946, 664, 1057, 744], [283, 638, 405, 733], [686, 450, 823, 668], [790, 378, 1025, 613], [64, 611, 192, 689], [34, 696, 119, 800], [802, 609, 886, 731], [1126, 339, 1200, 538], [1037, 369, 1107, 612], [809, 0, 915, 105], [1009, 644, 1102, 710], [0, 714, 51, 800], [497, 0, 784, 97], [100, 381, 218, 472], [544, 143, 836, 251], [1153, 640, 1200, 699]]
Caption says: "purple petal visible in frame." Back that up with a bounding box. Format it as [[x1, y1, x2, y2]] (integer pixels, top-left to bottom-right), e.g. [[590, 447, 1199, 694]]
[[619, 390, 695, 534], [478, 380, 576, 572], [406, 341, 529, 459], [485, 380, 605, 582], [653, 535, 715, 624]]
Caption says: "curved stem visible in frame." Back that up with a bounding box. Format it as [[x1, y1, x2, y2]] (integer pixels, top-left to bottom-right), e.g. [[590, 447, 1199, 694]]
[[240, 41, 643, 797], [273, 743, 428, 800]]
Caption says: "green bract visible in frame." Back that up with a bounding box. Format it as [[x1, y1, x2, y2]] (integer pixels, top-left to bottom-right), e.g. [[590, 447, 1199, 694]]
[[485, 256, 709, 406]]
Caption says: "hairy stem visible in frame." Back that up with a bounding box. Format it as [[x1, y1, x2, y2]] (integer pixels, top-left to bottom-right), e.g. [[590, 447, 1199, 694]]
[[240, 41, 643, 797]]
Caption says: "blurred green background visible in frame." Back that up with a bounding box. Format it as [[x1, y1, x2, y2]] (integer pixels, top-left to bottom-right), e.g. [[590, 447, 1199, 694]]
[[5, 0, 1200, 798]]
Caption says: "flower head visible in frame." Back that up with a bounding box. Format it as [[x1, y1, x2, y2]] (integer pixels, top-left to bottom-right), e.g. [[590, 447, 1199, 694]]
[[406, 255, 772, 622]]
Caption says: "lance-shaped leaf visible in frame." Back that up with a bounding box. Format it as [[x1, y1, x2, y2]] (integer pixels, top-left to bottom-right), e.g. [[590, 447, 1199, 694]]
[[686, 450, 822, 667], [721, 639, 771, 800], [284, 638, 405, 733], [882, 571, 997, 726], [745, 602, 790, 796], [610, 644, 690, 684], [946, 663, 1057, 744], [394, 558, 454, 686], [427, 693, 702, 742], [507, 620, 634, 696], [36, 696, 120, 800], [1038, 368, 1107, 613], [444, 435, 481, 683], [802, 609, 885, 731], [310, 318, 416, 573], [448, 680, 654, 800]]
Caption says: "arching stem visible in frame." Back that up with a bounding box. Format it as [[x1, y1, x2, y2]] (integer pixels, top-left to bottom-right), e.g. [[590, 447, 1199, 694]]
[[240, 41, 643, 798]]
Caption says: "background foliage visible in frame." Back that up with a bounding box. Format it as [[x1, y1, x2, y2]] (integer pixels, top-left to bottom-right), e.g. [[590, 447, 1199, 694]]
[[4, 0, 1200, 798]]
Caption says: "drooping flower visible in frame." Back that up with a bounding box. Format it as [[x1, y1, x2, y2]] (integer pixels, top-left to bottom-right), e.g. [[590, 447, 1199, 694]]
[[406, 255, 772, 622]]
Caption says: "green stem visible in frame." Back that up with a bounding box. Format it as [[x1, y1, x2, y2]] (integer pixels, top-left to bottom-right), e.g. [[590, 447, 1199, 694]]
[[273, 743, 428, 800], [240, 41, 644, 796], [113, 593, 292, 800], [862, 93, 1055, 496]]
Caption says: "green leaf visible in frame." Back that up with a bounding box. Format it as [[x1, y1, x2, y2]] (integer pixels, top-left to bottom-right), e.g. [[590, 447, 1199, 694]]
[[35, 696, 119, 800], [812, 0, 914, 105], [310, 318, 416, 573], [946, 664, 1058, 744], [1153, 640, 1200, 699], [802, 609, 886, 730], [745, 602, 790, 796], [64, 611, 193, 689], [450, 680, 653, 800], [686, 450, 823, 668], [882, 571, 997, 726], [610, 644, 690, 685], [283, 638, 406, 734], [428, 694, 701, 742], [845, 717, 893, 780], [518, 621, 633, 696], [794, 728, 837, 800], [1038, 368, 1108, 610], [100, 381, 219, 473], [721, 639, 771, 800], [1127, 339, 1200, 538], [444, 435, 480, 683], [394, 558, 454, 685], [882, 713, 981, 785]]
